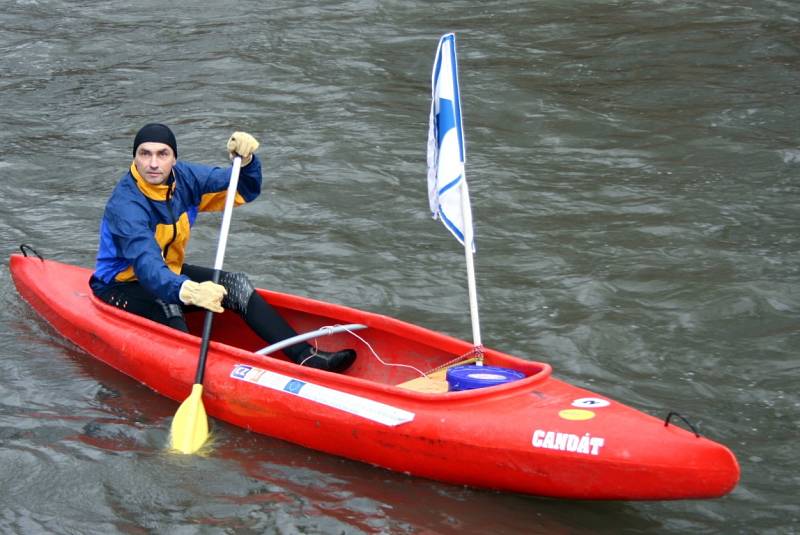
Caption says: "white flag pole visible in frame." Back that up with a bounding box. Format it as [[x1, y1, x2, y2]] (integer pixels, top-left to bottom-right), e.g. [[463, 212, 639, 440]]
[[428, 33, 484, 363], [450, 35, 483, 362], [461, 180, 483, 362]]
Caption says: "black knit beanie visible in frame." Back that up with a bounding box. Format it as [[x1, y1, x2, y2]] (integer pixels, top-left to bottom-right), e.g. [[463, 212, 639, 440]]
[[132, 123, 178, 158]]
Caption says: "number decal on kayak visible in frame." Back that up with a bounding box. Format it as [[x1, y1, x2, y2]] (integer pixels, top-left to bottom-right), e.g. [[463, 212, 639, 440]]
[[572, 397, 611, 408]]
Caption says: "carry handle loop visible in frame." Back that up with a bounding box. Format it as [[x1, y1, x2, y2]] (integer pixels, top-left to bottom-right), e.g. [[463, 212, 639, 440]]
[[19, 244, 44, 261], [664, 411, 701, 438]]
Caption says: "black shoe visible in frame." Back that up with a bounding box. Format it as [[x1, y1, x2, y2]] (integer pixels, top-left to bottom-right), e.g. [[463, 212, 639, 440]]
[[296, 348, 356, 373]]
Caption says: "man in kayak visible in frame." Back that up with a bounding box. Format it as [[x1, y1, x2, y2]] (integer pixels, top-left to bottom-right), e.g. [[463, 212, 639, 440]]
[[89, 123, 356, 373]]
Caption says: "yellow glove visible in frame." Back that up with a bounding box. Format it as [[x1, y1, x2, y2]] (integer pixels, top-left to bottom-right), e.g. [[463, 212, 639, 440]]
[[179, 280, 227, 313], [226, 131, 259, 166]]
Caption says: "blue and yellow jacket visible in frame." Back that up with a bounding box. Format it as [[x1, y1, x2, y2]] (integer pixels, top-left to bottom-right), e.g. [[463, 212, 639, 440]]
[[91, 156, 262, 303]]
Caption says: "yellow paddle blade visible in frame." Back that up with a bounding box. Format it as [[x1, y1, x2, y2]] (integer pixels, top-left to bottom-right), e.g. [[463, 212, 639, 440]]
[[170, 383, 209, 454]]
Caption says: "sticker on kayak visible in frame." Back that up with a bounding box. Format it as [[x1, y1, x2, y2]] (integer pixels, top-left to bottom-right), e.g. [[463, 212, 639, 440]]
[[558, 409, 596, 421], [532, 429, 605, 456], [230, 364, 415, 427], [572, 397, 610, 409]]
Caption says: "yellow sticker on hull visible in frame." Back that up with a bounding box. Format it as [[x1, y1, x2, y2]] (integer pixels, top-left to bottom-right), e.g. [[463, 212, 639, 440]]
[[558, 409, 596, 421]]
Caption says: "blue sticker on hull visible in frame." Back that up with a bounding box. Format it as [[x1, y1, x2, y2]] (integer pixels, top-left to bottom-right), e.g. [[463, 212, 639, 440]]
[[283, 379, 306, 394], [231, 365, 253, 379]]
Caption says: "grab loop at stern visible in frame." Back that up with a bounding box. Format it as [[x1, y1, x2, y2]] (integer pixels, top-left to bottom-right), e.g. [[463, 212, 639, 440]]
[[19, 244, 44, 261]]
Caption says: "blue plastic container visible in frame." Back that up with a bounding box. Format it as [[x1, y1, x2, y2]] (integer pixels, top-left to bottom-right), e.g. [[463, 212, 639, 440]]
[[446, 365, 525, 391]]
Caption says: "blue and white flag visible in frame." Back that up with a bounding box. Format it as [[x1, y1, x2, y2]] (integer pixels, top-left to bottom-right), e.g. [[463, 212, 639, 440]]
[[427, 33, 475, 252]]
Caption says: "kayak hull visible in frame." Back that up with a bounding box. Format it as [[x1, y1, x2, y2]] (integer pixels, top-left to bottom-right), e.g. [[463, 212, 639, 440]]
[[9, 254, 739, 500]]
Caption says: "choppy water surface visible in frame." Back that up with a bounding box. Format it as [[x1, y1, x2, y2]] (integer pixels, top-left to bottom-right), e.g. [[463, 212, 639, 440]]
[[1, 1, 798, 533]]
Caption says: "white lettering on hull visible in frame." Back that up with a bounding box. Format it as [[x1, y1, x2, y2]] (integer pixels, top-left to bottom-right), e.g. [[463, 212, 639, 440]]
[[532, 429, 605, 456]]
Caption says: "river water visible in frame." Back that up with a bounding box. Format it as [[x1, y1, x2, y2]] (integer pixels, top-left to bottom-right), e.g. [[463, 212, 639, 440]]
[[1, 0, 798, 533]]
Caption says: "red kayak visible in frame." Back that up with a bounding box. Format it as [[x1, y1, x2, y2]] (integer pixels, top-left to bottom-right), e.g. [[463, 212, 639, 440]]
[[9, 251, 739, 500]]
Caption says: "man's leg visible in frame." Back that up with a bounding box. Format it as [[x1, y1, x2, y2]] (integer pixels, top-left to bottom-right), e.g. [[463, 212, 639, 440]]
[[92, 279, 188, 332], [181, 264, 355, 372]]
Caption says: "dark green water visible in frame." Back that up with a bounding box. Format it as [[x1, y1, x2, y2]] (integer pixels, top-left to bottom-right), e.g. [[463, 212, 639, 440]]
[[1, 1, 798, 533]]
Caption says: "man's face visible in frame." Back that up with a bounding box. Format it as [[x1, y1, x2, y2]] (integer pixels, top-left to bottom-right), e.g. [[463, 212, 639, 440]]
[[134, 142, 176, 185]]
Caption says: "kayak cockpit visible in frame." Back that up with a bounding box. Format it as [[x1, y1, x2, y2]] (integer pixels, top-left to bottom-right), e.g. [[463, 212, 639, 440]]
[[181, 293, 551, 392]]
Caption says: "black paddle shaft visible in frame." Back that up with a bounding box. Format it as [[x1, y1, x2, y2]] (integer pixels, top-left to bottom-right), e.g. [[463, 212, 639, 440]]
[[193, 268, 222, 385]]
